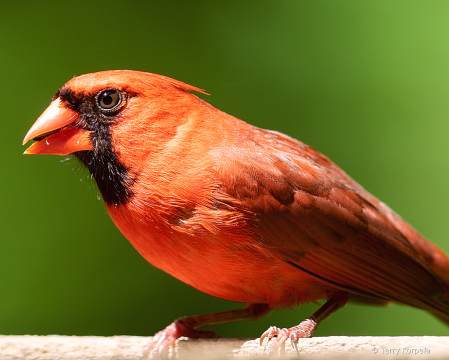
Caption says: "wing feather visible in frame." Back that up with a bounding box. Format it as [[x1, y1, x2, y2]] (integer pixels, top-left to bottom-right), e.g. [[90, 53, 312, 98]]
[[212, 127, 449, 315]]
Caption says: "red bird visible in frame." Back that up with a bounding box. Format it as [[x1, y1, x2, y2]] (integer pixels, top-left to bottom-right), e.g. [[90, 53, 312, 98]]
[[23, 70, 449, 357]]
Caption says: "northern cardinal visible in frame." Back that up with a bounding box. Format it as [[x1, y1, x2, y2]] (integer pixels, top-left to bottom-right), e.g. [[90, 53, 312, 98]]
[[23, 70, 449, 357]]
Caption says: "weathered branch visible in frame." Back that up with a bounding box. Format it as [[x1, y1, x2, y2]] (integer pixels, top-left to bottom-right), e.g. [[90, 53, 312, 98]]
[[0, 335, 447, 359]]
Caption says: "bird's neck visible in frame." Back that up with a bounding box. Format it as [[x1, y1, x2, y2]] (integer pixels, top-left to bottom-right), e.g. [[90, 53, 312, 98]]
[[74, 148, 136, 207]]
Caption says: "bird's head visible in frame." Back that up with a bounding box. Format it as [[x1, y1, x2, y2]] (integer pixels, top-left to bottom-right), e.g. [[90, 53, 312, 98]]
[[23, 70, 208, 206]]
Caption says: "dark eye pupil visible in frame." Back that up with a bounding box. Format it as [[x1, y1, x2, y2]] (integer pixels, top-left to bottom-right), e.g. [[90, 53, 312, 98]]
[[102, 95, 113, 106], [98, 90, 121, 110]]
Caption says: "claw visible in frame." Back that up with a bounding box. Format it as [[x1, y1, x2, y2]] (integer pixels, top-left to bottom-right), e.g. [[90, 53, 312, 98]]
[[141, 319, 220, 359], [141, 304, 271, 358], [259, 296, 348, 355], [260, 325, 281, 345], [259, 318, 317, 355]]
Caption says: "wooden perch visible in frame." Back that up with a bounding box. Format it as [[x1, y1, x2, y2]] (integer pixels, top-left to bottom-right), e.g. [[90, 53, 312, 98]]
[[0, 335, 447, 359]]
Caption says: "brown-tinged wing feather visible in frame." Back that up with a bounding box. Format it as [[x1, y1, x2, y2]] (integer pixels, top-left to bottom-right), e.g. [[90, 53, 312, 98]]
[[213, 127, 449, 316]]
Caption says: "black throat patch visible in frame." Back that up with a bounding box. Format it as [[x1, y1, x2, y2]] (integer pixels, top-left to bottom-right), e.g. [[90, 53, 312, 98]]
[[57, 87, 136, 207]]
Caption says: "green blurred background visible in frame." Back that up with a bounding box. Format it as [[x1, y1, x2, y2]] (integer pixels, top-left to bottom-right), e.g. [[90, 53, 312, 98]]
[[2, 0, 449, 339]]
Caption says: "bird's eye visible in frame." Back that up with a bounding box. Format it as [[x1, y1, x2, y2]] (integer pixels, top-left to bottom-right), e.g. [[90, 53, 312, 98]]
[[97, 90, 122, 111]]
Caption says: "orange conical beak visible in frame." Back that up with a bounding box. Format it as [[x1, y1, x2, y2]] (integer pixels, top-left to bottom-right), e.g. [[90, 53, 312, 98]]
[[23, 98, 92, 155]]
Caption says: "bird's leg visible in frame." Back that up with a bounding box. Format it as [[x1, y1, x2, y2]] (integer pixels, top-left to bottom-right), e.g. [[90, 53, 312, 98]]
[[260, 293, 349, 355], [142, 303, 271, 359]]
